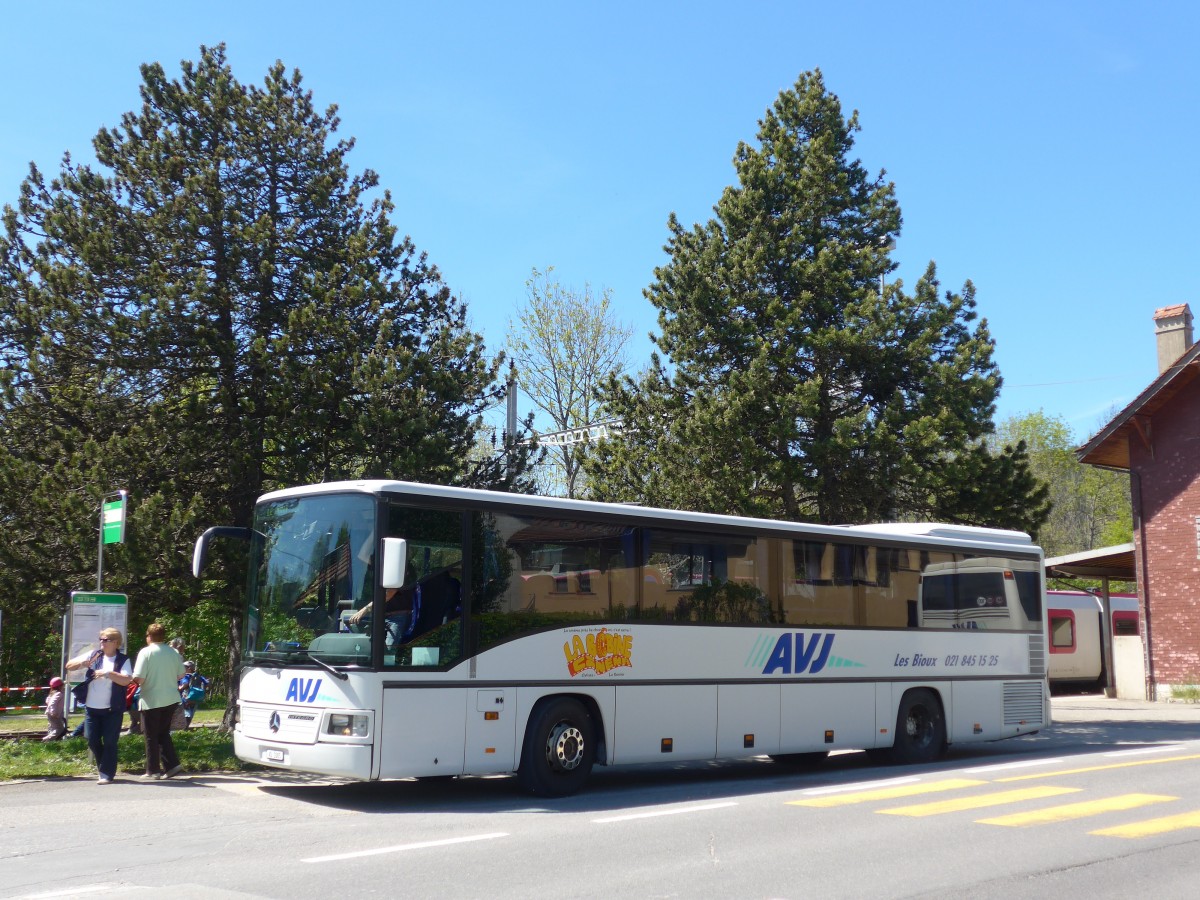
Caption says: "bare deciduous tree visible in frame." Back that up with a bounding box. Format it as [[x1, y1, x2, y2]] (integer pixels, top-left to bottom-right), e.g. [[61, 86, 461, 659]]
[[994, 411, 1132, 561], [507, 267, 632, 498]]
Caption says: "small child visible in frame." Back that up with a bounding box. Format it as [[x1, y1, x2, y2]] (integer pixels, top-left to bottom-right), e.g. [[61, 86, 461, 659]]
[[178, 662, 210, 729], [43, 677, 67, 741]]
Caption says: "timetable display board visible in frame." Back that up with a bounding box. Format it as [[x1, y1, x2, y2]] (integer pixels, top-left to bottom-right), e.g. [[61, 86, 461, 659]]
[[66, 592, 129, 681]]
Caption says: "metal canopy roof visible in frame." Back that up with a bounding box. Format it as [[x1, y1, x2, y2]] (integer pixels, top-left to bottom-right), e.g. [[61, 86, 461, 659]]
[[1045, 543, 1136, 581]]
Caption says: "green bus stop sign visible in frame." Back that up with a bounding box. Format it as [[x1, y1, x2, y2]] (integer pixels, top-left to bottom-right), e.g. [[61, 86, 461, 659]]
[[102, 497, 126, 545]]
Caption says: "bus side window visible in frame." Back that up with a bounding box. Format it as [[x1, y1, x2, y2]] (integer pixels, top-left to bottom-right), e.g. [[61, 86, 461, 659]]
[[384, 505, 465, 668], [642, 529, 767, 623], [482, 513, 631, 621]]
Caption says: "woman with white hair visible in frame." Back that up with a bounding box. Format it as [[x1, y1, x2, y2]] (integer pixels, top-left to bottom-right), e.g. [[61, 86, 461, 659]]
[[66, 627, 133, 784]]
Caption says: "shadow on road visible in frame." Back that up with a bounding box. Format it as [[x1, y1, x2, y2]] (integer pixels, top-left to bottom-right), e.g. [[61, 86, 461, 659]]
[[232, 716, 1200, 816]]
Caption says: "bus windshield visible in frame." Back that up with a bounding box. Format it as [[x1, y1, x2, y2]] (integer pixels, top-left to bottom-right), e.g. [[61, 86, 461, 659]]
[[244, 493, 376, 666]]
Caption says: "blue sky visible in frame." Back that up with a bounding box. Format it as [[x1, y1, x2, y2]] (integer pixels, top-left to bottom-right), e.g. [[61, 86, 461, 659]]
[[3, 1, 1197, 441]]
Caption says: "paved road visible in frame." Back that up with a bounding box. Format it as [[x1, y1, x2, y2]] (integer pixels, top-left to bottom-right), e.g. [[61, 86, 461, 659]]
[[3, 696, 1199, 900]]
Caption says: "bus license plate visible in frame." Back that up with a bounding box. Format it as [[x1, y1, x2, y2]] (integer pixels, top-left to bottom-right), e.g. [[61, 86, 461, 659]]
[[263, 748, 285, 763]]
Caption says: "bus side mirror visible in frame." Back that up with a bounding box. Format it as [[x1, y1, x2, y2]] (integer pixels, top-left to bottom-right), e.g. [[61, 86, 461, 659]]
[[193, 526, 252, 578], [381, 538, 408, 589]]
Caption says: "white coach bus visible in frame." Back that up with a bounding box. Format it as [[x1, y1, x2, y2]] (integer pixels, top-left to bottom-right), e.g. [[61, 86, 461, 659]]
[[192, 480, 1050, 796]]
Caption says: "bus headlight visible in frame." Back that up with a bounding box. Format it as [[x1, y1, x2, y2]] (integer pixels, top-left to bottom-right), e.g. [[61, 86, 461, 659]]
[[327, 713, 369, 737]]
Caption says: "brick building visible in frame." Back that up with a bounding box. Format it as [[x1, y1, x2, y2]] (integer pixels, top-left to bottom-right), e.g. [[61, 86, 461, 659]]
[[1077, 303, 1200, 698]]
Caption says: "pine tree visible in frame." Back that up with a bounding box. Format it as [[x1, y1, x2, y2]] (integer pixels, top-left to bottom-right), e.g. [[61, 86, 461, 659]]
[[587, 70, 1048, 533], [0, 45, 525, 693]]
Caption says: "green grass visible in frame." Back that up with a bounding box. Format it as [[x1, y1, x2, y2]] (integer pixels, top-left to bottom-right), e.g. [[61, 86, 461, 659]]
[[0, 709, 254, 780], [1172, 683, 1200, 702], [1, 705, 226, 733]]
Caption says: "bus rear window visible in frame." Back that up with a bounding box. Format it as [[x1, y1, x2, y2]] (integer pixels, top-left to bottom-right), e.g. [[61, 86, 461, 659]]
[[922, 573, 1006, 612], [1013, 571, 1043, 623]]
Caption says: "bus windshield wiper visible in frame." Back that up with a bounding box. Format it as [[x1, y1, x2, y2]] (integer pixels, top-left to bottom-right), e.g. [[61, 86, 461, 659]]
[[304, 651, 349, 681]]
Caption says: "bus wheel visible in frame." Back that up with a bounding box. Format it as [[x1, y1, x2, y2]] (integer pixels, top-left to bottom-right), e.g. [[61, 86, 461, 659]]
[[889, 689, 946, 764], [518, 697, 595, 797]]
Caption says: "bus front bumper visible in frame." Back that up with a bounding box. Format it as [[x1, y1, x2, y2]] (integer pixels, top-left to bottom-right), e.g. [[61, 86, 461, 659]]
[[235, 729, 373, 780]]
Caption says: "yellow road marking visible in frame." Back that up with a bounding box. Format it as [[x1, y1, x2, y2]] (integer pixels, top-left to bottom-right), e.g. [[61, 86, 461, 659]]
[[995, 754, 1200, 783], [980, 793, 1177, 827], [1091, 809, 1200, 838], [789, 779, 986, 808], [879, 785, 1080, 817]]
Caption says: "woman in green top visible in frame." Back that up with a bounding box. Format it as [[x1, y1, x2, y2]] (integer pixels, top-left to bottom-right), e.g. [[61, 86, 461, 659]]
[[132, 622, 186, 779]]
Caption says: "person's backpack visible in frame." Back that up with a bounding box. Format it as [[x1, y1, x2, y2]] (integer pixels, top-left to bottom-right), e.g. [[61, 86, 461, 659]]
[[185, 674, 206, 703]]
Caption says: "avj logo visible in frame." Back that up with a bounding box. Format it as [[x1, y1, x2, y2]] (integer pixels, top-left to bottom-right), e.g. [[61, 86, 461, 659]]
[[762, 633, 835, 675], [285, 677, 323, 703]]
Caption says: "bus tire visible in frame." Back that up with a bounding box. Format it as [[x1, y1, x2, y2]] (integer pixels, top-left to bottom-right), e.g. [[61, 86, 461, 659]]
[[518, 697, 595, 797], [888, 689, 946, 764]]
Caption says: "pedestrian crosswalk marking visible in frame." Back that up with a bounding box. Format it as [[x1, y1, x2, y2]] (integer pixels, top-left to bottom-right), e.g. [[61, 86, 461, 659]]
[[790, 778, 986, 808], [979, 793, 1177, 827], [789, 755, 1200, 839], [1091, 809, 1200, 838], [878, 785, 1080, 817]]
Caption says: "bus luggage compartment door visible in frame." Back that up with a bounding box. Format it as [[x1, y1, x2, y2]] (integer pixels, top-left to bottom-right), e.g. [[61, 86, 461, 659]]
[[379, 687, 467, 779], [717, 683, 781, 757], [613, 685, 717, 764], [780, 682, 877, 751]]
